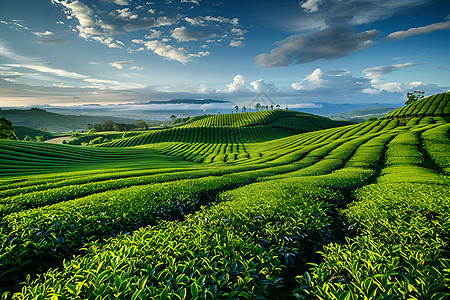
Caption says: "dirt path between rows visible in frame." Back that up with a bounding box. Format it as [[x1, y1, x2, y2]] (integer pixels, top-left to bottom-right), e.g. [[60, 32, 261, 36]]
[[44, 136, 75, 144]]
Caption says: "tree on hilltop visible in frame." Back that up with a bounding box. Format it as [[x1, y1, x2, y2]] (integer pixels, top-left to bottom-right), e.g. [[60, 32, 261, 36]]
[[405, 90, 425, 105]]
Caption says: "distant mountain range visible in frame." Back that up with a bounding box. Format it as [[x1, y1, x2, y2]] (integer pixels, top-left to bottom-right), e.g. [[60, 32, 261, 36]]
[[327, 106, 399, 121]]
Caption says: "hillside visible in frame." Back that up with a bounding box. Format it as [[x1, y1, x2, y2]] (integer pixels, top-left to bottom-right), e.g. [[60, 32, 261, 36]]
[[99, 110, 352, 149], [328, 105, 398, 122], [0, 92, 449, 299], [0, 108, 138, 133], [13, 125, 54, 141], [0, 117, 17, 140], [383, 91, 450, 119]]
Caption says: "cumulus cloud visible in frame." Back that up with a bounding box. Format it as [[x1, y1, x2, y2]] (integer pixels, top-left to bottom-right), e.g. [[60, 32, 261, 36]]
[[362, 62, 419, 93], [32, 30, 54, 37], [229, 40, 244, 47], [116, 8, 139, 20], [171, 26, 218, 42], [226, 75, 247, 93], [111, 0, 129, 5], [255, 27, 378, 68], [198, 83, 213, 94], [132, 38, 209, 63], [51, 0, 156, 47], [385, 20, 450, 40], [300, 0, 323, 13], [230, 28, 247, 35], [146, 29, 161, 39], [109, 61, 134, 69], [292, 68, 325, 90], [291, 68, 372, 94], [136, 40, 186, 63], [157, 16, 179, 27], [249, 79, 278, 93]]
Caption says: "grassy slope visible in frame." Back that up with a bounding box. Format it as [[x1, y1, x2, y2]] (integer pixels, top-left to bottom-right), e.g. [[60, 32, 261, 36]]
[[0, 93, 449, 299], [99, 110, 352, 148]]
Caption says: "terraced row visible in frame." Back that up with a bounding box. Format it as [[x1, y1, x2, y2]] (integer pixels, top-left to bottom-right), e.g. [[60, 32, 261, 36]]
[[182, 110, 350, 129], [384, 91, 450, 119]]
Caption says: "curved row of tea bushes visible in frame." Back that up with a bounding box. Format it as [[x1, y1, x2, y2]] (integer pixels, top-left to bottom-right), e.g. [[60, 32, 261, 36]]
[[295, 183, 450, 300], [293, 123, 450, 299], [384, 92, 450, 119], [11, 179, 344, 300]]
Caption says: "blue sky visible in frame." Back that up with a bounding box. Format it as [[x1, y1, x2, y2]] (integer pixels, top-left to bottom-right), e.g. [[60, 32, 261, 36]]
[[0, 0, 449, 111]]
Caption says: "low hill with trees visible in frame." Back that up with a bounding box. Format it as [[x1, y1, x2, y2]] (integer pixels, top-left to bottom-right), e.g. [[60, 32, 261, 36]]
[[0, 117, 17, 140]]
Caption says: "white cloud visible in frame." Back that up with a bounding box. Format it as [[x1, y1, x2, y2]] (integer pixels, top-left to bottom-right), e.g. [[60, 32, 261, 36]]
[[143, 40, 190, 63], [292, 68, 325, 90], [53, 82, 75, 88], [0, 40, 32, 61], [157, 16, 179, 27], [226, 75, 247, 93], [33, 30, 54, 37], [249, 79, 278, 93], [172, 26, 219, 42], [300, 0, 322, 13], [146, 29, 161, 39], [363, 62, 419, 93], [289, 103, 323, 109], [229, 40, 244, 47], [110, 61, 134, 69], [112, 0, 129, 5], [172, 26, 198, 42], [181, 0, 200, 5], [385, 20, 450, 40], [92, 36, 122, 48], [231, 28, 247, 35], [117, 8, 139, 20], [130, 66, 145, 71], [6, 63, 88, 79], [198, 83, 213, 94]]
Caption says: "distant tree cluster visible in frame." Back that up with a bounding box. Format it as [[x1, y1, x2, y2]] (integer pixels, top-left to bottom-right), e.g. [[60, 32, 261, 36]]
[[173, 116, 191, 124], [88, 119, 149, 132]]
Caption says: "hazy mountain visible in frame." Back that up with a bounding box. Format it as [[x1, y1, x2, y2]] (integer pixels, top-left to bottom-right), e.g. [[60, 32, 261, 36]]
[[327, 106, 399, 122], [0, 108, 139, 133]]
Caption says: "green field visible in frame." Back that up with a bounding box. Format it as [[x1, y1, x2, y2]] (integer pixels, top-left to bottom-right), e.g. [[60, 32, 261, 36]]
[[0, 93, 449, 299]]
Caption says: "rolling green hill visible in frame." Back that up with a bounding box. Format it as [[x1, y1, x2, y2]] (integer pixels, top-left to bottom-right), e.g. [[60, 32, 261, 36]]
[[0, 108, 138, 133], [13, 125, 54, 141], [383, 91, 450, 119], [0, 92, 449, 299], [98, 110, 352, 149], [0, 117, 17, 140]]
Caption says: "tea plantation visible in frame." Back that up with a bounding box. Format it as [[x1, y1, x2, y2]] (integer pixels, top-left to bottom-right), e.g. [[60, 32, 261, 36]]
[[0, 92, 449, 299]]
